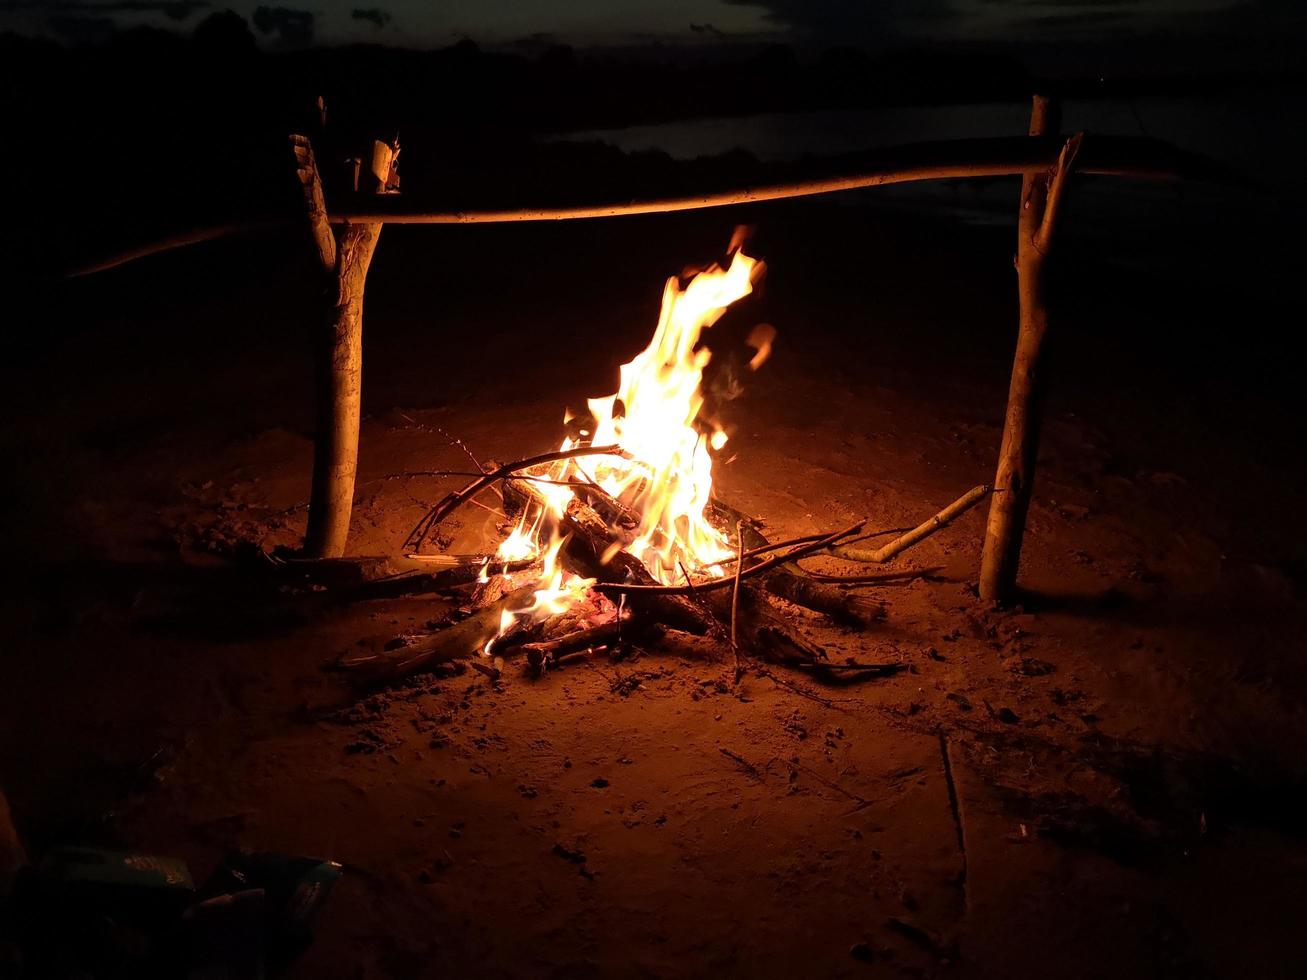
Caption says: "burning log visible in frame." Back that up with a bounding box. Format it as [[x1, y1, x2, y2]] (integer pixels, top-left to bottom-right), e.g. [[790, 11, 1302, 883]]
[[518, 621, 644, 674], [341, 559, 535, 601], [502, 477, 714, 635], [335, 582, 538, 684], [500, 477, 874, 676]]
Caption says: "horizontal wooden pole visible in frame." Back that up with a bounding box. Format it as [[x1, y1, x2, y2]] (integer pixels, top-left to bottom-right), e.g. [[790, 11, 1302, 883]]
[[328, 134, 1238, 226], [66, 133, 1245, 278]]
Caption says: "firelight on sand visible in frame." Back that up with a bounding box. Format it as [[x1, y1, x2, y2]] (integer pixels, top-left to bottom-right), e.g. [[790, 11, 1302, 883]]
[[485, 245, 769, 645]]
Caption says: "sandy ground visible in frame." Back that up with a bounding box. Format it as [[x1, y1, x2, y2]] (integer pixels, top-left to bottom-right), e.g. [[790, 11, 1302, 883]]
[[3, 204, 1306, 978]]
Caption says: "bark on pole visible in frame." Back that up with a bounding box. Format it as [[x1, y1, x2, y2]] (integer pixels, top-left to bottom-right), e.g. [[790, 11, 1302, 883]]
[[295, 131, 386, 558], [979, 96, 1082, 601]]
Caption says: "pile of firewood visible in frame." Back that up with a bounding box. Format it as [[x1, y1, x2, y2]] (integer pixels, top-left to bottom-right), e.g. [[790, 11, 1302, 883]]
[[329, 446, 989, 688]]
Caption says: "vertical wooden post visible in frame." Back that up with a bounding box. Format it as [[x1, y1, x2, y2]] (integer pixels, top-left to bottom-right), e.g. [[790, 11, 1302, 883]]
[[979, 95, 1083, 601], [292, 131, 387, 558]]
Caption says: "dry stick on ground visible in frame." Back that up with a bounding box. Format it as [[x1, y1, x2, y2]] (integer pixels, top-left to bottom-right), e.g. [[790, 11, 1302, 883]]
[[827, 485, 991, 564], [980, 95, 1085, 601], [771, 757, 870, 810], [790, 660, 907, 678], [403, 444, 626, 551], [938, 730, 969, 909], [754, 668, 853, 709], [720, 747, 765, 781]]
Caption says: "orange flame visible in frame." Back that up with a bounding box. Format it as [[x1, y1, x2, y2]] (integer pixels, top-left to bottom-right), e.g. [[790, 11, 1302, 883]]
[[487, 245, 766, 640]]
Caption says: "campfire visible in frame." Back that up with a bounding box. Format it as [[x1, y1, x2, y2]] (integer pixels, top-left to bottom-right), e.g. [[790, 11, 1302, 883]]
[[342, 239, 990, 687]]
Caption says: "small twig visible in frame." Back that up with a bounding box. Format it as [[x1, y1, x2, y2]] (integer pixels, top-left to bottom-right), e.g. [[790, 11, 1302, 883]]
[[396, 470, 607, 488], [773, 757, 868, 809], [730, 520, 744, 683], [414, 420, 503, 502], [593, 520, 865, 597], [792, 660, 906, 675], [468, 658, 501, 682], [675, 560, 730, 647], [755, 668, 852, 709], [463, 497, 506, 519], [938, 730, 969, 907], [716, 530, 828, 566], [677, 560, 699, 601], [829, 525, 914, 549], [719, 747, 764, 781]]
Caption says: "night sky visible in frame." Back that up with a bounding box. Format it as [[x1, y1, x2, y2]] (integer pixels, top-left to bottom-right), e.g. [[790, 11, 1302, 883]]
[[1, 0, 1303, 67]]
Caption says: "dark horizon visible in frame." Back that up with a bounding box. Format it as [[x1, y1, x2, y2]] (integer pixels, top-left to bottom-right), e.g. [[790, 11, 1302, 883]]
[[2, 0, 1305, 78]]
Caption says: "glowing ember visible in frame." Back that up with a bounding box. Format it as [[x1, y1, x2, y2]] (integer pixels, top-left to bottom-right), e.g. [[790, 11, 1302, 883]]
[[484, 243, 769, 646]]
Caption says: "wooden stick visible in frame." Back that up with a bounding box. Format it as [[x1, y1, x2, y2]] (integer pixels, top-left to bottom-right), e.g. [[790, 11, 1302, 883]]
[[828, 485, 990, 564], [296, 126, 388, 559], [980, 95, 1078, 601], [717, 531, 828, 565], [303, 222, 381, 558], [328, 133, 1234, 225], [730, 521, 744, 682], [290, 134, 335, 272]]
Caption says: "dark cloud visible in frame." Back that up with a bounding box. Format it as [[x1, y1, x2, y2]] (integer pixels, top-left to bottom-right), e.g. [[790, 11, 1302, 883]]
[[46, 12, 115, 41], [723, 0, 956, 45], [981, 0, 1140, 6], [689, 22, 725, 37], [350, 7, 391, 29], [252, 4, 312, 43], [1025, 9, 1132, 30], [0, 0, 209, 18]]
